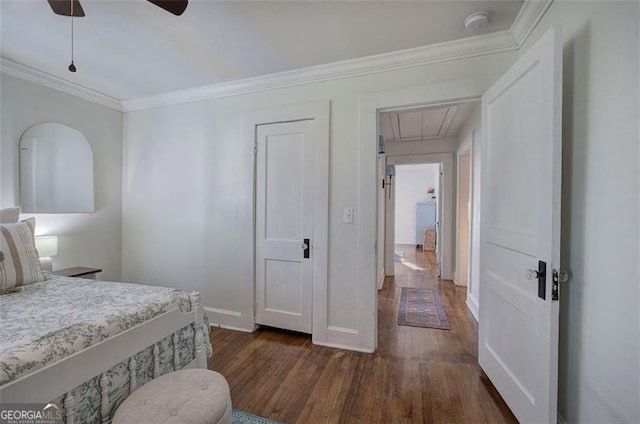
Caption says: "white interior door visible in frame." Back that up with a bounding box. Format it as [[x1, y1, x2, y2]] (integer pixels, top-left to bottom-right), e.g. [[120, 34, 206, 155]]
[[255, 120, 314, 334], [479, 26, 562, 424]]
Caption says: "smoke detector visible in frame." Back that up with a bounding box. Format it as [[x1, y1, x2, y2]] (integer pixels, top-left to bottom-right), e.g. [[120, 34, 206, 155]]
[[464, 11, 490, 30]]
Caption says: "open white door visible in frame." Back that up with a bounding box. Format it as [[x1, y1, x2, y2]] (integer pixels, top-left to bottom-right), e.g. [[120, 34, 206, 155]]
[[479, 26, 562, 424], [255, 120, 314, 334]]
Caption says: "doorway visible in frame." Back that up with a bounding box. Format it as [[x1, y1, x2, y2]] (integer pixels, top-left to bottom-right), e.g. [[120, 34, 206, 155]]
[[392, 163, 441, 274]]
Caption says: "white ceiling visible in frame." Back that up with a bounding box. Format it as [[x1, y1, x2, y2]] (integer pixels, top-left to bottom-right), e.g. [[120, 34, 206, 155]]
[[380, 101, 477, 143], [0, 1, 523, 100]]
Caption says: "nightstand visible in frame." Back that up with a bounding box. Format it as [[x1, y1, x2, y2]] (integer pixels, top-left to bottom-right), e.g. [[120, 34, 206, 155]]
[[55, 267, 103, 280]]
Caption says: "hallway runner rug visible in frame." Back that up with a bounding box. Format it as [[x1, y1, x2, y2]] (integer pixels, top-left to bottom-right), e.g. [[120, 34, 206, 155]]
[[232, 410, 282, 424], [397, 287, 450, 330]]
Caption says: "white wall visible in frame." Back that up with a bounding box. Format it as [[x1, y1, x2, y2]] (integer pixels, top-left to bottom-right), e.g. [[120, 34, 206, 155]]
[[121, 51, 516, 350], [394, 164, 439, 245], [456, 103, 481, 319], [524, 2, 639, 422], [0, 75, 123, 280]]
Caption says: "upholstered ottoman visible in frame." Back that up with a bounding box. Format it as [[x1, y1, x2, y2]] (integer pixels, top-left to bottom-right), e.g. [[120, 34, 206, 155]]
[[112, 369, 232, 424]]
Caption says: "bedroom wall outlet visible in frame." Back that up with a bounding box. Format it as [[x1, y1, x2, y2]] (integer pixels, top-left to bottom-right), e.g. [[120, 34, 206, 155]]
[[343, 207, 355, 224]]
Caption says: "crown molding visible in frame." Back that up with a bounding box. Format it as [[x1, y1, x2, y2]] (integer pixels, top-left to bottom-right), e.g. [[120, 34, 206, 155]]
[[0, 58, 123, 112], [122, 30, 518, 112], [510, 0, 555, 47], [2, 0, 556, 114]]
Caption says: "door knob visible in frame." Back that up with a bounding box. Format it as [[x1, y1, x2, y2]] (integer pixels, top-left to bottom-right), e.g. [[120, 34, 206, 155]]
[[301, 242, 309, 250], [525, 269, 541, 280]]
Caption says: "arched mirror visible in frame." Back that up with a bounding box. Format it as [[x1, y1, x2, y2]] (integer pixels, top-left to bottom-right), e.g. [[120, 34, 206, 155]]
[[19, 123, 94, 213]]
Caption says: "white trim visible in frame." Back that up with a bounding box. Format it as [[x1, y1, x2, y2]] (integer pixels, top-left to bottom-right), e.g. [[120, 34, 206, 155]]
[[0, 58, 122, 112], [359, 77, 499, 352], [243, 100, 330, 346], [121, 31, 516, 111], [466, 295, 479, 322], [218, 324, 254, 333], [510, 0, 555, 47], [314, 341, 374, 354], [454, 143, 473, 288], [387, 153, 456, 281], [0, 0, 559, 114], [204, 306, 242, 317], [314, 342, 374, 353], [327, 326, 359, 335], [204, 306, 251, 332]]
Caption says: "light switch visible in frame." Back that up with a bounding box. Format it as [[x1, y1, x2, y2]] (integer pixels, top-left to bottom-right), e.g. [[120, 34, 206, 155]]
[[343, 207, 354, 224]]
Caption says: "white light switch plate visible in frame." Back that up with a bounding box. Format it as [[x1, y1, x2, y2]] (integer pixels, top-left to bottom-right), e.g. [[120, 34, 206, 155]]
[[343, 207, 354, 224]]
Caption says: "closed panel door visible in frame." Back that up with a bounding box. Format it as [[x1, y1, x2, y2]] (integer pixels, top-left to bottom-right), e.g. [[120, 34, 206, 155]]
[[479, 27, 562, 423], [255, 120, 314, 334]]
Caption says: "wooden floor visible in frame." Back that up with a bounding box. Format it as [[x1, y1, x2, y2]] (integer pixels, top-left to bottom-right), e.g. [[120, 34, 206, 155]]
[[209, 245, 517, 423]]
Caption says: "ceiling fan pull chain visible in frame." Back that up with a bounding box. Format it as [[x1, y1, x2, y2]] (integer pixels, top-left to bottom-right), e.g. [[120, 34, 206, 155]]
[[68, 0, 76, 72]]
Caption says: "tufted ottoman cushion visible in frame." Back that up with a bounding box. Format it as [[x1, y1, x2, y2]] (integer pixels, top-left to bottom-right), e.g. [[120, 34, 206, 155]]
[[112, 369, 231, 424]]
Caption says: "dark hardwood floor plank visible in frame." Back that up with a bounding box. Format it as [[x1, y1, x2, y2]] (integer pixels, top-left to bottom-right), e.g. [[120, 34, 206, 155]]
[[209, 245, 517, 424]]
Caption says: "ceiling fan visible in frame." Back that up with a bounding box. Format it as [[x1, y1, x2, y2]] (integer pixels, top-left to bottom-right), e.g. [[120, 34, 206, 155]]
[[46, 0, 189, 17], [47, 0, 188, 72]]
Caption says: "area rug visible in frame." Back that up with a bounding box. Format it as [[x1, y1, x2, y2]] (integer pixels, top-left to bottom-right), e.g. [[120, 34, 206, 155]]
[[232, 410, 282, 424], [397, 287, 450, 330]]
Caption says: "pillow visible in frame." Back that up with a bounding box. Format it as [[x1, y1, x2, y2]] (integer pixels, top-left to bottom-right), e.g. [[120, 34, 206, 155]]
[[0, 218, 46, 293], [0, 207, 20, 223]]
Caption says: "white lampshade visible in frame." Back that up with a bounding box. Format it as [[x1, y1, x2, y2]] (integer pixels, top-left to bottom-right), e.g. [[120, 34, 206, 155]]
[[35, 236, 58, 258]]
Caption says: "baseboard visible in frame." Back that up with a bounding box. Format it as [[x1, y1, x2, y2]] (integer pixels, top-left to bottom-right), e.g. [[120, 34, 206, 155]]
[[466, 295, 479, 322], [313, 341, 374, 354], [213, 323, 254, 333], [204, 307, 241, 317], [204, 306, 254, 333], [378, 272, 385, 290], [327, 326, 359, 335]]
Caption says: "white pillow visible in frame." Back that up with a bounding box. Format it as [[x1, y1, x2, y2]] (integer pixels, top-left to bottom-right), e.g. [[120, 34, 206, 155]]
[[0, 207, 20, 223], [0, 218, 46, 293]]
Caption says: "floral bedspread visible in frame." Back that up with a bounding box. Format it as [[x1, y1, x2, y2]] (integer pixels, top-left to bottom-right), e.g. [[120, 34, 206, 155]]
[[0, 274, 210, 423]]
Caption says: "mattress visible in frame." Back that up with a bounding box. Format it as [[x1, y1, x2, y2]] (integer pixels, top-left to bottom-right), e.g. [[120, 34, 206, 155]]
[[0, 274, 210, 423]]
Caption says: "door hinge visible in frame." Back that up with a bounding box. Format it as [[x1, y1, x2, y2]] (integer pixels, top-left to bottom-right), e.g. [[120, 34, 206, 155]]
[[253, 144, 257, 155], [552, 269, 569, 301]]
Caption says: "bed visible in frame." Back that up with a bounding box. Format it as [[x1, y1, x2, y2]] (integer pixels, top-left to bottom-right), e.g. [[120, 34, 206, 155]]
[[0, 272, 212, 424]]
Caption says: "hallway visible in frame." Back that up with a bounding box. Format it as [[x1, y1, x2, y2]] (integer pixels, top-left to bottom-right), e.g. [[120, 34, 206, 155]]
[[377, 244, 517, 423], [209, 245, 517, 423]]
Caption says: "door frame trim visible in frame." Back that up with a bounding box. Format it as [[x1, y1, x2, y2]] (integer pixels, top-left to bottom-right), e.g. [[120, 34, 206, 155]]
[[359, 76, 500, 351], [243, 100, 330, 343], [455, 144, 473, 287], [385, 154, 454, 284]]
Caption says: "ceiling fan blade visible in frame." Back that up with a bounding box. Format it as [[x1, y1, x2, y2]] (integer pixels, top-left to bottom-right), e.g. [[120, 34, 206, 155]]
[[147, 0, 188, 16], [47, 0, 85, 17]]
